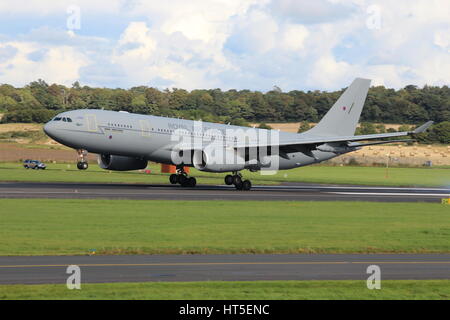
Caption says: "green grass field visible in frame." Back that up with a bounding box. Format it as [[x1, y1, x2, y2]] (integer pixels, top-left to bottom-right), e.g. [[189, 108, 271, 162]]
[[0, 162, 449, 187], [1, 199, 449, 256], [1, 280, 449, 300]]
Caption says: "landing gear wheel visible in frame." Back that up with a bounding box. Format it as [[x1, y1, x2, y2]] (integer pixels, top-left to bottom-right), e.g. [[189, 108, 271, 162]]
[[174, 165, 197, 188], [235, 182, 243, 190], [178, 174, 188, 185], [232, 175, 242, 186], [224, 175, 234, 185], [77, 162, 88, 170], [169, 174, 179, 184], [76, 149, 88, 170], [180, 177, 196, 187], [242, 180, 252, 191], [187, 177, 197, 187]]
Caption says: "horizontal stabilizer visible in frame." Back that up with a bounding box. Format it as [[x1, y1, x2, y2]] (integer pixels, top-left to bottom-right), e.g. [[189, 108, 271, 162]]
[[413, 121, 433, 134]]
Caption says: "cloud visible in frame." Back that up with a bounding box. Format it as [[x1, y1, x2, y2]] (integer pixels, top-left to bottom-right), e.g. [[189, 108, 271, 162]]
[[0, 0, 448, 91], [0, 0, 123, 15], [270, 0, 357, 24], [0, 45, 18, 63], [0, 32, 91, 86]]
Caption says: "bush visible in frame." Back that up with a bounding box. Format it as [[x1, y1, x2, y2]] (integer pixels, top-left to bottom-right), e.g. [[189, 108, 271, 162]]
[[297, 121, 311, 133], [258, 123, 272, 130]]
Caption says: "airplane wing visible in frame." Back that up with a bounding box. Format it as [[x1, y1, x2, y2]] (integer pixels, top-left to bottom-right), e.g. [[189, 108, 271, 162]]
[[234, 121, 433, 149], [171, 121, 433, 156]]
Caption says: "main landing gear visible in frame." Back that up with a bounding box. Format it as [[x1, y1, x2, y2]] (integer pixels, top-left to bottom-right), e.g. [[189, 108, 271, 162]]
[[169, 166, 197, 187], [76, 149, 88, 170], [225, 172, 252, 191]]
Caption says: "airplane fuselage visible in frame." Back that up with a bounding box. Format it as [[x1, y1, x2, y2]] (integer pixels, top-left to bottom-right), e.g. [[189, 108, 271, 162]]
[[44, 109, 345, 171]]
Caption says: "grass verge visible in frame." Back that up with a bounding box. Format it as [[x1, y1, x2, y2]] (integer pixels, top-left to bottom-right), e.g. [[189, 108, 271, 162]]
[[0, 199, 449, 255], [1, 280, 449, 300], [0, 162, 449, 187]]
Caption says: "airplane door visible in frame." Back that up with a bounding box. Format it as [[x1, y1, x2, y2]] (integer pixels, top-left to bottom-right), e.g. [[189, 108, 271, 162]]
[[139, 120, 151, 137], [86, 114, 98, 132]]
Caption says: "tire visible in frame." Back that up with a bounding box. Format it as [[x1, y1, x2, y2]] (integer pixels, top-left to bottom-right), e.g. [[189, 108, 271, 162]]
[[77, 162, 88, 170], [235, 182, 243, 190], [188, 177, 197, 187], [242, 180, 252, 191], [169, 174, 178, 184], [224, 175, 234, 185], [232, 175, 242, 186], [178, 175, 188, 185], [24, 166, 29, 169]]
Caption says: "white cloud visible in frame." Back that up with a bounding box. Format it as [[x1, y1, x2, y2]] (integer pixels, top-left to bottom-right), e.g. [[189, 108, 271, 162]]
[[0, 41, 89, 86], [0, 0, 448, 90], [280, 24, 310, 51], [270, 0, 356, 24], [0, 0, 123, 15]]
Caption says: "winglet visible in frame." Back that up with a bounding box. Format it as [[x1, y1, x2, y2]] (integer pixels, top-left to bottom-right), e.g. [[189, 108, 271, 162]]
[[412, 121, 433, 134]]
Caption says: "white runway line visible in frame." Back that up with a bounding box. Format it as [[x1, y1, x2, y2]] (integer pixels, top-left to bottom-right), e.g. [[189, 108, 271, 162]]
[[332, 192, 450, 197], [254, 185, 450, 192]]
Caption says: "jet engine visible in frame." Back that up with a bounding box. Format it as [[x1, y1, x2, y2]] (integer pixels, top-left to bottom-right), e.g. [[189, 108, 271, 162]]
[[98, 154, 148, 171], [192, 148, 246, 172]]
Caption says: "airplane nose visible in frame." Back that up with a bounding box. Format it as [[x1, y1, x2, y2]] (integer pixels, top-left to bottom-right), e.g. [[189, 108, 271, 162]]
[[43, 122, 55, 138]]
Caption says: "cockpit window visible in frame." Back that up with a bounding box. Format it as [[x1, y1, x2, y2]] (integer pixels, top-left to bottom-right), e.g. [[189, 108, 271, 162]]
[[67, 118, 72, 122], [63, 118, 67, 122], [54, 117, 62, 121]]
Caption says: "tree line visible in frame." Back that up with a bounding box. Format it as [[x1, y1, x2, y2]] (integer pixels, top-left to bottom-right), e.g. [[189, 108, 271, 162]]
[[0, 79, 448, 144]]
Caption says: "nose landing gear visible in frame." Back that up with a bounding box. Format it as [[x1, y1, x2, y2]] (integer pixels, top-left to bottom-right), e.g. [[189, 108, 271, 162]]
[[169, 166, 197, 187], [225, 172, 252, 191], [76, 149, 88, 170]]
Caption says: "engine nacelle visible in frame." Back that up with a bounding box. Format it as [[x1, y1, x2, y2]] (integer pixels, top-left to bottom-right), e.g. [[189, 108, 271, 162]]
[[98, 154, 148, 171], [192, 148, 246, 173]]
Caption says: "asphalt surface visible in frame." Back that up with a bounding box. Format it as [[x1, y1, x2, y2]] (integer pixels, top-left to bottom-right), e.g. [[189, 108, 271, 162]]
[[1, 254, 449, 284], [0, 181, 449, 202]]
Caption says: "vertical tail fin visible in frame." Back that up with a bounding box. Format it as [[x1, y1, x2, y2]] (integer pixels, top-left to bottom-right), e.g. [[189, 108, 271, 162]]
[[306, 78, 371, 137]]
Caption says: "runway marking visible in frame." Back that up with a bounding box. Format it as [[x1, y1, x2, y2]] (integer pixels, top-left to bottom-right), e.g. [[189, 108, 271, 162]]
[[1, 261, 450, 268], [0, 191, 338, 198], [254, 185, 450, 192], [1, 190, 447, 198], [333, 192, 450, 197]]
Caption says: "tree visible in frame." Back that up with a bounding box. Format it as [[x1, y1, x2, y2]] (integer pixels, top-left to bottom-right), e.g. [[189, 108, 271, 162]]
[[297, 121, 311, 133], [258, 123, 272, 130], [355, 122, 377, 135], [426, 121, 450, 144], [113, 90, 133, 111]]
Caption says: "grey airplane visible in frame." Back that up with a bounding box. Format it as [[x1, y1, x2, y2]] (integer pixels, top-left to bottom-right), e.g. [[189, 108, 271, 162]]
[[44, 78, 432, 190]]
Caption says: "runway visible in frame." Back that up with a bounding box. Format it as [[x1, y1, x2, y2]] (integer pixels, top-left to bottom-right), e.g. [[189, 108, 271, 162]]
[[1, 254, 449, 284], [0, 181, 448, 202]]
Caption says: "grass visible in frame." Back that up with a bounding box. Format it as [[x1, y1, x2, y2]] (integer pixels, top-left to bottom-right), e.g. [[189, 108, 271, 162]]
[[0, 280, 449, 300], [0, 199, 449, 256], [0, 161, 449, 187]]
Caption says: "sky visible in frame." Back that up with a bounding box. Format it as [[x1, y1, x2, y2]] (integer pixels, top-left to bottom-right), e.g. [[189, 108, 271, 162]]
[[0, 0, 449, 91]]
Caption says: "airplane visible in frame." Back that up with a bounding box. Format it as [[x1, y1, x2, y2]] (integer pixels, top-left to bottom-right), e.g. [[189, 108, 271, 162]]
[[43, 78, 432, 191]]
